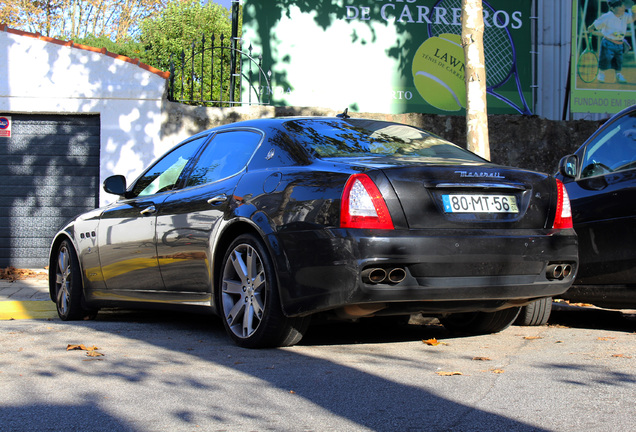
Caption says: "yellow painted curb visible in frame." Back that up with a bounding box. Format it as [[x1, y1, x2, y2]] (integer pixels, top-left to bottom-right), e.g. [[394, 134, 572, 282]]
[[0, 301, 57, 320]]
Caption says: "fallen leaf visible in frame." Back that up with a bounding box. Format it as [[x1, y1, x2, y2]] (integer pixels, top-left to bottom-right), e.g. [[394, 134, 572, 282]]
[[472, 356, 491, 361], [67, 344, 101, 357], [436, 371, 463, 376], [0, 266, 48, 281], [67, 344, 89, 351], [612, 354, 632, 358], [289, 390, 296, 394], [491, 369, 505, 374], [523, 336, 543, 340], [598, 337, 617, 341], [423, 338, 441, 346]]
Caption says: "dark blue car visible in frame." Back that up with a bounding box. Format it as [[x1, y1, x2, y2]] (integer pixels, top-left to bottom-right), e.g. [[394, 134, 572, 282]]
[[556, 105, 636, 310]]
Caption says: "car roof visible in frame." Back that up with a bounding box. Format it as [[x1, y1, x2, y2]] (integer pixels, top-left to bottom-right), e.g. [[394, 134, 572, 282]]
[[211, 116, 343, 130]]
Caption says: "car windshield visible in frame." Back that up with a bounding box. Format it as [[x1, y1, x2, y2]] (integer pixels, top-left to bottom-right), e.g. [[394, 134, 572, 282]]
[[283, 119, 484, 162]]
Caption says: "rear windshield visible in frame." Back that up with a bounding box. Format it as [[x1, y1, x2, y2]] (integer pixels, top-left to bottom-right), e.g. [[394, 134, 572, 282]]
[[282, 119, 484, 162]]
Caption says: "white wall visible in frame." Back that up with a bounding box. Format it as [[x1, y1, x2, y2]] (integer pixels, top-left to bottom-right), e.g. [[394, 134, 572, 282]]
[[0, 28, 170, 206]]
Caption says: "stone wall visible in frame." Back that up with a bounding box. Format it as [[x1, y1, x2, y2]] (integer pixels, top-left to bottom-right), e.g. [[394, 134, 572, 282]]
[[161, 100, 604, 175]]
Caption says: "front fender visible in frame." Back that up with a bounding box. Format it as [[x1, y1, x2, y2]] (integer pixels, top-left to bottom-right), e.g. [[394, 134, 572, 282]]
[[48, 208, 104, 304]]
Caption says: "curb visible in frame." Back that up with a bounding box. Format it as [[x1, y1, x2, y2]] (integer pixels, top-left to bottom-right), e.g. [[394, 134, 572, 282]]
[[1, 273, 54, 320], [0, 300, 57, 320]]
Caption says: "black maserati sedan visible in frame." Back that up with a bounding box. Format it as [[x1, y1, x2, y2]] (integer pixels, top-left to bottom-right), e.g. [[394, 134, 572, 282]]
[[556, 104, 636, 310], [49, 116, 578, 347]]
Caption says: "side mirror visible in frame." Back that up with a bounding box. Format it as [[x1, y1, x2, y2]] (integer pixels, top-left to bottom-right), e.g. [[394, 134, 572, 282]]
[[558, 155, 578, 178], [103, 175, 127, 196]]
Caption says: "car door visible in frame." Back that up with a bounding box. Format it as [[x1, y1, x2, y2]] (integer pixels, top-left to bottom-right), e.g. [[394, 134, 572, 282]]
[[96, 135, 209, 298], [155, 129, 265, 299], [564, 112, 636, 284]]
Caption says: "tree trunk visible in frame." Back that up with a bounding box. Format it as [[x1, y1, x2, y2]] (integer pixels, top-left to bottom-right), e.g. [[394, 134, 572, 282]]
[[461, 0, 490, 160]]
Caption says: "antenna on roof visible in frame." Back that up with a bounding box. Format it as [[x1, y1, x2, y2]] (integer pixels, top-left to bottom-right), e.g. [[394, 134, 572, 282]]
[[336, 108, 350, 119]]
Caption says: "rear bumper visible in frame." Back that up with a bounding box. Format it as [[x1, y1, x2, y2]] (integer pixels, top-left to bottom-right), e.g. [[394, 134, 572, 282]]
[[271, 228, 579, 316]]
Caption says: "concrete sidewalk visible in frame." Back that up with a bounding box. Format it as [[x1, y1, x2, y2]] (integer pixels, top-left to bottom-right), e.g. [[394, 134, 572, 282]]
[[0, 270, 57, 320]]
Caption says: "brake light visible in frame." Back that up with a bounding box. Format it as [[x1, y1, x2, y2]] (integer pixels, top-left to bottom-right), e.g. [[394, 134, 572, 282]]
[[340, 173, 394, 229], [553, 179, 573, 229]]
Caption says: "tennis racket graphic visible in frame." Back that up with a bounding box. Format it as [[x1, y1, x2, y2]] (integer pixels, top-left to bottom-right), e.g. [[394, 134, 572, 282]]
[[427, 0, 532, 115], [577, 33, 598, 83]]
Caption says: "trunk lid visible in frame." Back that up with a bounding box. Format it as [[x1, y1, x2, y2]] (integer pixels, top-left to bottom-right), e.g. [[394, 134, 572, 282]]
[[352, 158, 556, 230]]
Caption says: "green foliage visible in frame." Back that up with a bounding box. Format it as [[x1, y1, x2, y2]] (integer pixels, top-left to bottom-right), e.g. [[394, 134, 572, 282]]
[[139, 0, 238, 105], [74, 35, 145, 60], [140, 0, 232, 71]]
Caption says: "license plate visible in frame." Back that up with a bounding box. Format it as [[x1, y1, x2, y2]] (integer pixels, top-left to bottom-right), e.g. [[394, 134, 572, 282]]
[[442, 194, 519, 213]]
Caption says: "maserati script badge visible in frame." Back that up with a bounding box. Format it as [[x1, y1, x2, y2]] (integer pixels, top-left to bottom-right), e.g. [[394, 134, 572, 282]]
[[455, 170, 505, 179]]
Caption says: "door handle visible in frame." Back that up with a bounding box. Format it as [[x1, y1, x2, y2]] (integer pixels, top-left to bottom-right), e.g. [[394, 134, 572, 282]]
[[140, 205, 156, 215], [207, 194, 228, 206]]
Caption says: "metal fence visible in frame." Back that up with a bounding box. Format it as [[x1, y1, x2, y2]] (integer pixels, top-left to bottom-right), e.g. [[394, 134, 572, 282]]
[[167, 33, 272, 107]]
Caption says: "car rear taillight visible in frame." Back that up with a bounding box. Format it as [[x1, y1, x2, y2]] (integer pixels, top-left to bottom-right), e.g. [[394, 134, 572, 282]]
[[553, 179, 573, 229], [340, 173, 394, 229]]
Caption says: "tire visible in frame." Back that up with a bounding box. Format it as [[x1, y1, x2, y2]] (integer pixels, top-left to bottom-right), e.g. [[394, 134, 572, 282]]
[[218, 234, 309, 348], [515, 297, 552, 326], [440, 307, 521, 335], [52, 239, 97, 321]]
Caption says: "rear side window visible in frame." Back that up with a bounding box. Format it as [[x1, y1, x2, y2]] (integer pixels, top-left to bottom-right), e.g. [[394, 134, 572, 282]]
[[283, 119, 483, 162], [186, 130, 263, 187]]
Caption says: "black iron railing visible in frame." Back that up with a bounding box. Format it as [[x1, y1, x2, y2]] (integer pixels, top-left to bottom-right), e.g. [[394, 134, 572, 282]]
[[168, 34, 272, 107]]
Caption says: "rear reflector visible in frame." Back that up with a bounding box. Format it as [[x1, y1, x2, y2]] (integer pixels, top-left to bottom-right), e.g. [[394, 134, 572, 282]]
[[553, 179, 573, 229], [341, 174, 394, 229]]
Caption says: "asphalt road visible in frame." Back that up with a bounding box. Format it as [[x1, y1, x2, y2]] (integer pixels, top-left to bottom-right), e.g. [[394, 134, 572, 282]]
[[0, 303, 635, 432]]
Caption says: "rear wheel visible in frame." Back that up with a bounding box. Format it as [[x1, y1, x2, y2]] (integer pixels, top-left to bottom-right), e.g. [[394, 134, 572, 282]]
[[440, 307, 521, 334], [218, 234, 309, 348], [515, 297, 552, 326], [52, 239, 97, 321]]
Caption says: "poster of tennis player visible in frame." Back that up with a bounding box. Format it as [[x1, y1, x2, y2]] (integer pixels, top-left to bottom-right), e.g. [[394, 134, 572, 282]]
[[572, 0, 636, 113]]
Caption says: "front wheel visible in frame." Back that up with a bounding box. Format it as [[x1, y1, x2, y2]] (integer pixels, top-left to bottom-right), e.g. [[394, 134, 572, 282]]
[[52, 239, 97, 321], [218, 234, 309, 348], [440, 307, 521, 335]]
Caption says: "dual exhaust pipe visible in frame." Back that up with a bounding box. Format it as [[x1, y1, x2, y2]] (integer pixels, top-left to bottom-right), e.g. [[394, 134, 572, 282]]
[[546, 263, 573, 281], [362, 267, 407, 285], [364, 263, 572, 284]]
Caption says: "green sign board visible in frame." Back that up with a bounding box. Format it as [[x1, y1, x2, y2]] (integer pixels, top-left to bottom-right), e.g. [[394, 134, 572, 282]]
[[242, 0, 533, 115], [571, 0, 636, 114]]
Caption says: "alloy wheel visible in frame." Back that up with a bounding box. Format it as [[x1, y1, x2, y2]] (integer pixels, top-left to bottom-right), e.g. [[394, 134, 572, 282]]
[[55, 245, 72, 317], [221, 243, 267, 339]]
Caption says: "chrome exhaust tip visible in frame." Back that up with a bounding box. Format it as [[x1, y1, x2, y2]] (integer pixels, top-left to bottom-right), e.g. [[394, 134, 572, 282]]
[[546, 264, 564, 280], [561, 264, 572, 279], [362, 268, 387, 284], [387, 267, 406, 284]]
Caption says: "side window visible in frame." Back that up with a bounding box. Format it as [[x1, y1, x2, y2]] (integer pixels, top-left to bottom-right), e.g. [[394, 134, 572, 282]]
[[581, 114, 636, 178], [186, 130, 262, 187], [131, 136, 208, 197]]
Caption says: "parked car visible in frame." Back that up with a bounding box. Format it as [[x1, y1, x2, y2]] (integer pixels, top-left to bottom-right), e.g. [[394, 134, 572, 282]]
[[553, 105, 636, 310], [49, 115, 578, 347]]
